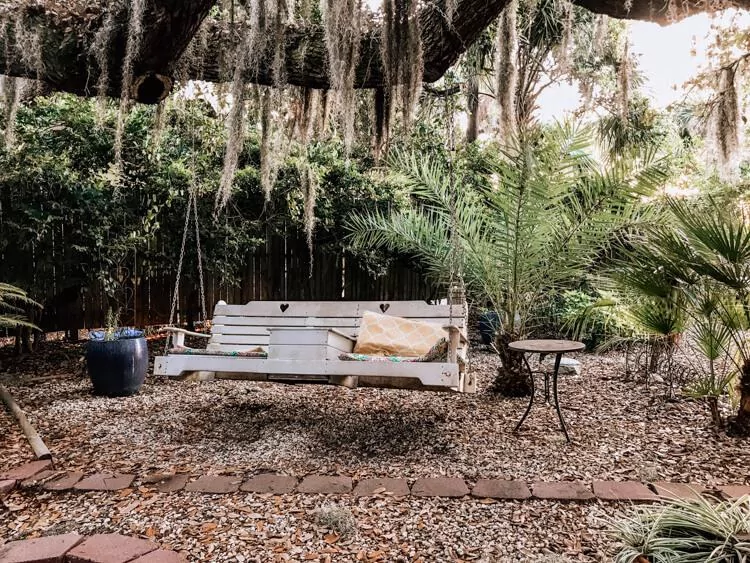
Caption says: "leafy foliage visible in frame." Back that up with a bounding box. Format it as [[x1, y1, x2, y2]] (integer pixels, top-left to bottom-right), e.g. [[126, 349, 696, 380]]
[[347, 121, 669, 394], [611, 496, 750, 563], [0, 282, 40, 330], [0, 94, 405, 324]]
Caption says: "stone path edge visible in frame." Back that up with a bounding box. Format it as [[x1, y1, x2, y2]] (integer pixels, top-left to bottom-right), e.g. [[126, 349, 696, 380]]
[[2, 461, 749, 503], [0, 532, 186, 562]]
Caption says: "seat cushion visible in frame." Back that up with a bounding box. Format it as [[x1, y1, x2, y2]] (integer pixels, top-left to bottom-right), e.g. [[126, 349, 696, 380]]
[[168, 346, 267, 358], [353, 311, 447, 357], [341, 338, 449, 363]]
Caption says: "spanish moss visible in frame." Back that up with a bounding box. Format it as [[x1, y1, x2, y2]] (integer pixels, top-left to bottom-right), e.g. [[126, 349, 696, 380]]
[[2, 74, 21, 148], [91, 4, 119, 124], [216, 36, 251, 211], [558, 1, 574, 72], [301, 157, 319, 258], [13, 13, 44, 82], [496, 0, 518, 140], [592, 14, 607, 54], [114, 0, 146, 173], [260, 87, 285, 201], [618, 35, 630, 121], [150, 100, 167, 150], [323, 0, 362, 151], [709, 65, 741, 180], [294, 87, 323, 142], [381, 0, 423, 131], [374, 86, 390, 158]]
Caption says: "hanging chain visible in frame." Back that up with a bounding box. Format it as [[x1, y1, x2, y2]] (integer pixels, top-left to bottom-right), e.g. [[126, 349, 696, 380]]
[[192, 182, 207, 324], [444, 85, 464, 326], [190, 98, 209, 327], [165, 186, 194, 353]]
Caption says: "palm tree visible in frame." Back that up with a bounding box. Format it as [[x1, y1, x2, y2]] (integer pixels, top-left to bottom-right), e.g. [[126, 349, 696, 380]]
[[346, 122, 668, 395], [646, 198, 750, 435], [0, 283, 41, 330]]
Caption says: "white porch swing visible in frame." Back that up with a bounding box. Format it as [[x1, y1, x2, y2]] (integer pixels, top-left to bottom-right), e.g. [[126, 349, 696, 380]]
[[154, 98, 473, 392]]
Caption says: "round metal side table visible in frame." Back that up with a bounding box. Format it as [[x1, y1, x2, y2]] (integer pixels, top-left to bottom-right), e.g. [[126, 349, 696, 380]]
[[509, 339, 585, 443]]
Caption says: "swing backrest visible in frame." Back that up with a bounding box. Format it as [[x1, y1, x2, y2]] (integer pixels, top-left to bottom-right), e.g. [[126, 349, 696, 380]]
[[206, 300, 467, 354]]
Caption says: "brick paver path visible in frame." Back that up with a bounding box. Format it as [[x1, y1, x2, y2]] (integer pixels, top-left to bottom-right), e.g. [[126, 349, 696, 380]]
[[0, 533, 185, 563], [0, 460, 748, 507]]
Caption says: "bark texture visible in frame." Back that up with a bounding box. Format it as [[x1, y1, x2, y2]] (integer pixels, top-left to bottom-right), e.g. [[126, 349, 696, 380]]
[[0, 0, 747, 103]]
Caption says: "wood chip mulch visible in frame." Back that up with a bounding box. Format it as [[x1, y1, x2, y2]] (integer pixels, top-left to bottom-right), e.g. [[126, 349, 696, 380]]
[[0, 338, 747, 561]]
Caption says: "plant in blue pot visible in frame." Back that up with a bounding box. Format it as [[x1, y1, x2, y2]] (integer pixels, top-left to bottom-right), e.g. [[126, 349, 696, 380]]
[[86, 309, 148, 397], [478, 304, 501, 346]]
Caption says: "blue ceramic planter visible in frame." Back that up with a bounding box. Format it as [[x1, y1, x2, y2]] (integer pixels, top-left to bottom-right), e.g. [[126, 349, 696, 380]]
[[478, 311, 501, 345], [86, 333, 148, 397]]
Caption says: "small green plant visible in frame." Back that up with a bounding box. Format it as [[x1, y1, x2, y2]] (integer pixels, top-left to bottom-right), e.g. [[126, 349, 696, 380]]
[[558, 289, 626, 349], [686, 372, 735, 430], [104, 307, 121, 342], [611, 496, 750, 562], [312, 503, 357, 538]]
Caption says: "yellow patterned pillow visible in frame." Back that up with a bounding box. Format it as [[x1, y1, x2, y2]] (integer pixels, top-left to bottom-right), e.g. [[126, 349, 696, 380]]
[[353, 311, 447, 357]]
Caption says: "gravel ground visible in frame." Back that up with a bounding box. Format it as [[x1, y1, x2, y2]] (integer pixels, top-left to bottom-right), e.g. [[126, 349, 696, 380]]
[[0, 339, 746, 484], [1, 486, 622, 561], [0, 338, 747, 561]]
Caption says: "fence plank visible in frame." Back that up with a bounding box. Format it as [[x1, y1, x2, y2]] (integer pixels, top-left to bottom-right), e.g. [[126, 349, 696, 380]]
[[31, 235, 436, 331]]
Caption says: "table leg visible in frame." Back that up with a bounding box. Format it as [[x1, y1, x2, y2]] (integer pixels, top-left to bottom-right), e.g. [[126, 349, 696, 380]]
[[552, 353, 571, 443], [541, 353, 550, 403], [513, 353, 535, 433]]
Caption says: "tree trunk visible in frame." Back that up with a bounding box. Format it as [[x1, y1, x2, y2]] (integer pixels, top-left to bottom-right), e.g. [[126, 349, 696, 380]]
[[729, 358, 750, 436], [491, 332, 532, 396], [466, 76, 479, 143], [706, 396, 722, 430]]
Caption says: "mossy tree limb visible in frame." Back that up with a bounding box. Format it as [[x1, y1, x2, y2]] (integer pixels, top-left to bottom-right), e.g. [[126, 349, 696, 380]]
[[0, 0, 747, 103]]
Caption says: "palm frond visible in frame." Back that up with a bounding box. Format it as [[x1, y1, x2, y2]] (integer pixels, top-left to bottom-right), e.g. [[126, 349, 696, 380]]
[[0, 282, 42, 330]]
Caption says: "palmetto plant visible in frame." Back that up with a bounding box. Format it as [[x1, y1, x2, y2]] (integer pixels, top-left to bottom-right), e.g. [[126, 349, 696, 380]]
[[593, 195, 750, 432], [0, 282, 41, 330], [611, 495, 750, 563], [346, 122, 668, 395], [637, 198, 750, 434], [571, 242, 690, 385]]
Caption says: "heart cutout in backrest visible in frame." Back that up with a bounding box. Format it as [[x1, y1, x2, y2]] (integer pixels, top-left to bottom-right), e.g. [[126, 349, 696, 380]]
[[379, 303, 390, 313], [280, 303, 289, 312]]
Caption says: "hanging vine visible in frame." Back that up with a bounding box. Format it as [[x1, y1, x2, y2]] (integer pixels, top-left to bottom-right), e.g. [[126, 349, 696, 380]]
[[3, 75, 22, 148], [709, 65, 741, 179], [260, 87, 289, 201], [300, 156, 319, 267], [495, 0, 518, 140], [114, 0, 146, 172], [90, 4, 119, 124], [558, 1, 574, 73], [323, 0, 363, 151], [216, 34, 251, 211], [618, 34, 630, 121], [381, 0, 423, 137]]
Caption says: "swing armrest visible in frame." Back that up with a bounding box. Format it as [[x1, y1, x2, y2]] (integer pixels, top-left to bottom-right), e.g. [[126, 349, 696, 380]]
[[444, 326, 466, 364], [160, 327, 210, 348], [444, 326, 467, 343]]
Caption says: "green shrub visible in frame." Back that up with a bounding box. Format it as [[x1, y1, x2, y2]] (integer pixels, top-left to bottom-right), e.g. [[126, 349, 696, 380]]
[[611, 496, 750, 562]]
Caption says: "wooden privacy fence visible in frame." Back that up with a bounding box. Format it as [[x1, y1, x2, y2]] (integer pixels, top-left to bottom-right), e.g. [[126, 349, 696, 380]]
[[40, 238, 436, 332]]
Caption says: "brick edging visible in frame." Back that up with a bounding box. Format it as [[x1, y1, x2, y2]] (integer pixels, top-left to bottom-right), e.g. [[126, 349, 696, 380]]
[[1, 460, 748, 502], [0, 532, 185, 562]]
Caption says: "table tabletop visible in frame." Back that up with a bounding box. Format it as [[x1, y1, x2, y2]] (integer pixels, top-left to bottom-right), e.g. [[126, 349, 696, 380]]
[[508, 339, 585, 354]]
